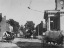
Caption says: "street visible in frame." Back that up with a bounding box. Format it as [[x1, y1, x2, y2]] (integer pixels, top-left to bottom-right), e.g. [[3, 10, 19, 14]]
[[16, 42, 64, 48], [0, 38, 64, 48], [0, 0, 64, 48], [0, 42, 63, 48]]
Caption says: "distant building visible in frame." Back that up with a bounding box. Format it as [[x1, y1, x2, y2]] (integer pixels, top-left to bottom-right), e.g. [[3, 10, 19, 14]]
[[35, 21, 46, 36], [17, 30, 24, 37], [0, 16, 13, 37], [6, 21, 13, 32]]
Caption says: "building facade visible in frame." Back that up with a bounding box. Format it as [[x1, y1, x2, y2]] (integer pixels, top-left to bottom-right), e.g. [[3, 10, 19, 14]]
[[0, 16, 13, 37], [44, 10, 64, 31]]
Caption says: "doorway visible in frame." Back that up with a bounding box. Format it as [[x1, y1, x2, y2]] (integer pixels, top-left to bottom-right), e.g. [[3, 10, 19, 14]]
[[50, 16, 60, 31]]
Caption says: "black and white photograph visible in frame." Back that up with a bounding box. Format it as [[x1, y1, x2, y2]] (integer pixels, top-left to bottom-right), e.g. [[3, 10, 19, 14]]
[[0, 0, 64, 48]]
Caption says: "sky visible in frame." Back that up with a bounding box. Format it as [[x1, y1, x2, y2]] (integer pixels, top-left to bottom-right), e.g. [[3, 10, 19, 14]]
[[0, 0, 55, 26]]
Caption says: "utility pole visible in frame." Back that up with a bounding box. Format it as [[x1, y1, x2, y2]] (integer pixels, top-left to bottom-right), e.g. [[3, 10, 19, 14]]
[[38, 25, 39, 36]]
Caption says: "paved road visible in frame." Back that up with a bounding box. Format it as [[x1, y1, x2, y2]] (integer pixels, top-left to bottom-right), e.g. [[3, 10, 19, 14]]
[[0, 38, 64, 48], [13, 38, 64, 48], [0, 42, 64, 48], [16, 42, 64, 48]]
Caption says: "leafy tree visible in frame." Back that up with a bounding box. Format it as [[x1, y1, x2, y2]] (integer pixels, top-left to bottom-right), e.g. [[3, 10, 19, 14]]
[[8, 19, 20, 34], [20, 25, 24, 31], [24, 21, 35, 38], [19, 25, 26, 35], [7, 19, 15, 26], [25, 21, 35, 30]]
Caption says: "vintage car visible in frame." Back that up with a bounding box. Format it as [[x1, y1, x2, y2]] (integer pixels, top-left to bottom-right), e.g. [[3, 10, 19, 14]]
[[2, 31, 15, 42]]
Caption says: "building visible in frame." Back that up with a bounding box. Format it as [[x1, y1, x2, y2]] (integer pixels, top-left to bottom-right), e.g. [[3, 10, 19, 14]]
[[6, 21, 13, 32], [44, 10, 64, 31], [35, 21, 46, 36], [0, 16, 13, 37]]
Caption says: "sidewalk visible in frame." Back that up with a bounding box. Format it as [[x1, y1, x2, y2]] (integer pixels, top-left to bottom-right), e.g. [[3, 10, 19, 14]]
[[0, 42, 19, 48], [0, 37, 19, 48]]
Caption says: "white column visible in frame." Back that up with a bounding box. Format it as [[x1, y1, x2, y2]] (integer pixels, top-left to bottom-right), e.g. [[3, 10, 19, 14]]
[[60, 15, 64, 31]]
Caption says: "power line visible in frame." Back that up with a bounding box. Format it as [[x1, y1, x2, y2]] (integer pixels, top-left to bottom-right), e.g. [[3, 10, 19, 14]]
[[28, 0, 32, 9], [29, 0, 32, 7], [28, 0, 44, 13], [30, 8, 44, 13]]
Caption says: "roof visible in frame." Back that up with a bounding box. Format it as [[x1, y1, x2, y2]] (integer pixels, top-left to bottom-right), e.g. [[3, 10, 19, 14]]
[[44, 10, 60, 19]]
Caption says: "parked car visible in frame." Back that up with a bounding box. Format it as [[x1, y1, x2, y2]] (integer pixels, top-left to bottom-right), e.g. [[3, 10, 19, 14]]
[[2, 31, 15, 42]]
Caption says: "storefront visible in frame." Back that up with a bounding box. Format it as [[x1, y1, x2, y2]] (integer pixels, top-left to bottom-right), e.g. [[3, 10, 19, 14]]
[[44, 10, 60, 31]]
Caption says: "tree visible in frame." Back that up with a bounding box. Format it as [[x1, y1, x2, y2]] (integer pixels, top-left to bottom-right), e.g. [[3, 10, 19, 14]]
[[7, 19, 15, 26], [24, 21, 35, 38], [7, 19, 20, 34], [20, 25, 26, 35], [25, 21, 35, 30], [20, 25, 24, 31]]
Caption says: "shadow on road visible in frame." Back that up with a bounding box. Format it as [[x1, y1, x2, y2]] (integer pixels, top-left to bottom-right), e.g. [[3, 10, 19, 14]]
[[42, 43, 63, 48], [16, 42, 63, 48]]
